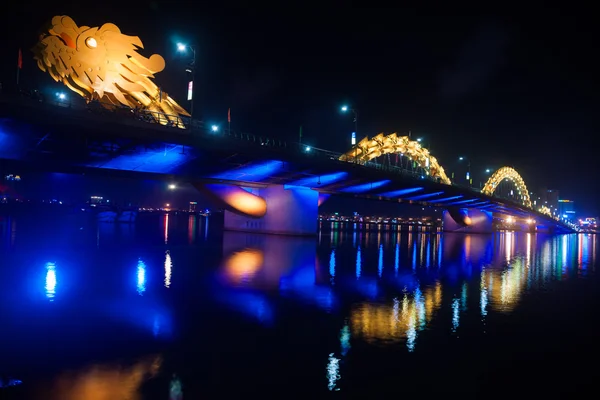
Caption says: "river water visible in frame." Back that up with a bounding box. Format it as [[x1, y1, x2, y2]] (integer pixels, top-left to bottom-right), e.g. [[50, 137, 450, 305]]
[[0, 212, 598, 398]]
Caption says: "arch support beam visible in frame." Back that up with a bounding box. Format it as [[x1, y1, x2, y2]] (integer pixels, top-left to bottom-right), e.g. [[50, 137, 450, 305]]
[[194, 183, 318, 236]]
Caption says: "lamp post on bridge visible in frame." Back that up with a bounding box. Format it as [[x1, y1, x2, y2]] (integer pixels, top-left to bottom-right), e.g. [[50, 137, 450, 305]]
[[481, 168, 492, 189], [458, 156, 472, 187], [176, 43, 196, 122], [416, 137, 432, 176], [341, 105, 358, 163]]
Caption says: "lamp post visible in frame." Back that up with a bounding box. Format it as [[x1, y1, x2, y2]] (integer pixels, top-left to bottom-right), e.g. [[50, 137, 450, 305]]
[[458, 156, 471, 187], [416, 137, 432, 175], [480, 168, 492, 189], [341, 105, 358, 163], [177, 43, 196, 121]]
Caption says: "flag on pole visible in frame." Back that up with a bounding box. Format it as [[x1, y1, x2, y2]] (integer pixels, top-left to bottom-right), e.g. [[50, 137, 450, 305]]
[[227, 108, 231, 123], [17, 48, 22, 69]]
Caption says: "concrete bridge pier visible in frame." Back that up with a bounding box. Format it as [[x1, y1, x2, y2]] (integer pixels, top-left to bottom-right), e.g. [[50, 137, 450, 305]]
[[443, 208, 493, 234], [194, 183, 318, 236]]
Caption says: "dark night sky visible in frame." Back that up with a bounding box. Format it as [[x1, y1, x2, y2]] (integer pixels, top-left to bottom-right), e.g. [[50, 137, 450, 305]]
[[0, 4, 598, 213]]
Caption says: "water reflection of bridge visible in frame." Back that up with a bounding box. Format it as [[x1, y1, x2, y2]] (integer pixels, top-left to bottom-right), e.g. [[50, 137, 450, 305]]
[[350, 283, 442, 350], [215, 226, 596, 353]]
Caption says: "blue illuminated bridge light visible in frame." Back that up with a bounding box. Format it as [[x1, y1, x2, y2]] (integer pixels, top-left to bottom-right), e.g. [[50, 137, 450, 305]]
[[339, 180, 391, 194], [445, 198, 480, 205], [209, 160, 286, 182], [405, 191, 445, 201], [432, 195, 464, 203], [287, 172, 349, 187], [378, 187, 424, 198]]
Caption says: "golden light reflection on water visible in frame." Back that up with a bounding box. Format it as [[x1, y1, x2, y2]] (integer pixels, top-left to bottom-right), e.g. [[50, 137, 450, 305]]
[[350, 283, 442, 350], [222, 249, 264, 284], [482, 232, 529, 313], [483, 259, 529, 313], [44, 355, 162, 400], [347, 232, 598, 348]]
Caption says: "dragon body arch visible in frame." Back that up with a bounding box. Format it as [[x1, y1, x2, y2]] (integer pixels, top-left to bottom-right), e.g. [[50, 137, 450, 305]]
[[481, 166, 532, 208], [339, 133, 451, 185]]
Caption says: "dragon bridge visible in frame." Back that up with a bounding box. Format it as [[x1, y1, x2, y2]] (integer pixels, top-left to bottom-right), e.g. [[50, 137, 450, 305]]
[[481, 167, 533, 209], [32, 15, 190, 127], [338, 133, 451, 185]]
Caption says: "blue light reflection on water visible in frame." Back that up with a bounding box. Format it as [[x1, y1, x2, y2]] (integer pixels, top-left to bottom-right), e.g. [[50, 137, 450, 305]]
[[329, 249, 336, 284], [137, 259, 146, 295], [45, 262, 57, 301], [0, 214, 598, 397]]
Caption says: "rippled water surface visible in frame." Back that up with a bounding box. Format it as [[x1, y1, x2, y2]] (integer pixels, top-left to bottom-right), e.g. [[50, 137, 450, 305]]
[[0, 212, 598, 398]]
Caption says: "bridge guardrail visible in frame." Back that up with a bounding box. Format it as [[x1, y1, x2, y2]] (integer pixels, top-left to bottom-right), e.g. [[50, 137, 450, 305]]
[[0, 88, 470, 185]]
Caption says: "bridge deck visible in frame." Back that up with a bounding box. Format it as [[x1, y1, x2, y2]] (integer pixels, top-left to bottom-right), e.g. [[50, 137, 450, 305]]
[[0, 92, 575, 232]]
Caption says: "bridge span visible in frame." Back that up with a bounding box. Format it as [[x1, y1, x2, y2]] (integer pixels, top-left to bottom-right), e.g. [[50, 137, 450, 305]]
[[0, 94, 575, 235]]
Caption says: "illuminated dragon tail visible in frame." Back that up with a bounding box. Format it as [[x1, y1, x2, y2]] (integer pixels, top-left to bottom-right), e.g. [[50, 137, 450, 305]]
[[149, 95, 191, 129], [128, 90, 190, 129]]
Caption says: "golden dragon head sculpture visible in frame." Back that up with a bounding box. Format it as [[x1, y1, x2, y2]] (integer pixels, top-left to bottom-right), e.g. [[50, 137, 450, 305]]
[[32, 15, 190, 128]]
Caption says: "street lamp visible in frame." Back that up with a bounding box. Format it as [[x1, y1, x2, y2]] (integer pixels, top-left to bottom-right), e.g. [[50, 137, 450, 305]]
[[341, 105, 358, 162], [416, 136, 432, 151], [211, 124, 219, 132], [458, 156, 471, 186], [168, 184, 176, 190], [340, 105, 358, 134], [416, 137, 432, 173], [176, 43, 196, 120]]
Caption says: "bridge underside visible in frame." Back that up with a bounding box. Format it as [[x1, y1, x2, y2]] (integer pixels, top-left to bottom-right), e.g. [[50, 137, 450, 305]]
[[0, 98, 574, 235]]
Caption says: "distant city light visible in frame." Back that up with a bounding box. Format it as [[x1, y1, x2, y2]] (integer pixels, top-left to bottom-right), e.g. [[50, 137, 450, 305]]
[[168, 184, 176, 190], [166, 203, 170, 207], [341, 105, 348, 112], [417, 138, 422, 142], [211, 125, 219, 132], [177, 43, 186, 52], [486, 169, 491, 173], [56, 92, 66, 100], [305, 146, 311, 152], [4, 174, 21, 181]]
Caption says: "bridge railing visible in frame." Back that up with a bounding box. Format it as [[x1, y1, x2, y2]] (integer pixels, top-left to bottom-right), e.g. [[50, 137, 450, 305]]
[[1, 88, 448, 183]]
